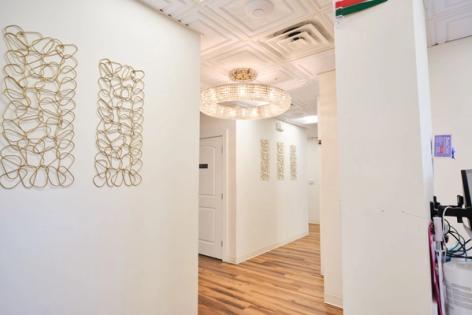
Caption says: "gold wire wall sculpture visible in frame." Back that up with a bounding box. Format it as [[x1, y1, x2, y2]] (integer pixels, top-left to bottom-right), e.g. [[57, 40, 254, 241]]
[[0, 25, 77, 189], [277, 142, 285, 180], [290, 144, 297, 180], [93, 59, 145, 187], [260, 139, 269, 181]]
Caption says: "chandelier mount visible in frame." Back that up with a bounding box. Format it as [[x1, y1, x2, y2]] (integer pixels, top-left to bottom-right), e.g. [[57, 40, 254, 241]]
[[229, 68, 257, 82]]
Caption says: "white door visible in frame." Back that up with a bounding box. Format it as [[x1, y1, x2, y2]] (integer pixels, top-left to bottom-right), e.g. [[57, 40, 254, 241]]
[[199, 137, 223, 259]]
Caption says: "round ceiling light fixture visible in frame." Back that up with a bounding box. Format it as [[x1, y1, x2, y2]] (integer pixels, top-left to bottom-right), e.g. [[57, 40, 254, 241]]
[[245, 0, 275, 18], [200, 68, 292, 120]]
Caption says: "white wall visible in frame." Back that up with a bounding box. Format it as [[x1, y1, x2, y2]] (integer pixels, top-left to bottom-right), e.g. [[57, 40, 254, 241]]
[[430, 37, 472, 204], [306, 138, 321, 224], [318, 70, 342, 307], [0, 1, 200, 314], [336, 1, 433, 314], [200, 117, 309, 264], [235, 119, 308, 262]]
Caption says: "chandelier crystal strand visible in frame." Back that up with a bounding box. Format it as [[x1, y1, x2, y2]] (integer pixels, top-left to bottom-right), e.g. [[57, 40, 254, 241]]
[[201, 83, 291, 120], [200, 67, 291, 120]]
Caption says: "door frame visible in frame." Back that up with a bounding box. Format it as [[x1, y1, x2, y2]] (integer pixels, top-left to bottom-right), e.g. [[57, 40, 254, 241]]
[[199, 132, 228, 262]]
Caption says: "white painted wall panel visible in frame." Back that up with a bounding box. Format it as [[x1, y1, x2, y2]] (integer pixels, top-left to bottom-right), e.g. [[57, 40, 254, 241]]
[[335, 1, 434, 314], [318, 70, 342, 307], [430, 37, 472, 204], [0, 1, 200, 314], [235, 119, 309, 263], [306, 138, 321, 224]]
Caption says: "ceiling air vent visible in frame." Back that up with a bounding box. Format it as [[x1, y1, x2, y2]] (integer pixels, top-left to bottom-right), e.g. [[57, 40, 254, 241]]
[[265, 20, 333, 60]]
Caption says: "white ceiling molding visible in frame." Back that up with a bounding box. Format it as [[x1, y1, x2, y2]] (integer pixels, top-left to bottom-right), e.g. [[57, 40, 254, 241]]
[[141, 0, 472, 126], [141, 0, 335, 125], [425, 0, 472, 45]]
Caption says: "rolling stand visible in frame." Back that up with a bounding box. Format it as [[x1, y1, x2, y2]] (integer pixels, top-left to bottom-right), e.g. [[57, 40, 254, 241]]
[[430, 195, 472, 224], [430, 194, 472, 315]]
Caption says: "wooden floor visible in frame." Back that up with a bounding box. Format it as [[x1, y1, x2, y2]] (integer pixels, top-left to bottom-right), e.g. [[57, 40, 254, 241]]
[[198, 224, 343, 315]]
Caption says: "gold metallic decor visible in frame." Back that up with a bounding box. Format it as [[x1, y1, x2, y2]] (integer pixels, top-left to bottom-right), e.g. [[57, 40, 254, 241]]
[[229, 68, 257, 82], [0, 25, 77, 189], [277, 142, 285, 180], [260, 139, 269, 181], [290, 145, 297, 180], [93, 59, 145, 187]]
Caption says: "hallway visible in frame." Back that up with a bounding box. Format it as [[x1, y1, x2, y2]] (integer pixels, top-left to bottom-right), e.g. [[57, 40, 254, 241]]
[[198, 225, 343, 315]]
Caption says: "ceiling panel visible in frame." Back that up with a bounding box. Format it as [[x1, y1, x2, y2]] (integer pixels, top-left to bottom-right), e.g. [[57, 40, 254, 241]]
[[187, 13, 240, 53], [215, 0, 308, 36], [141, 0, 472, 128], [139, 0, 335, 125]]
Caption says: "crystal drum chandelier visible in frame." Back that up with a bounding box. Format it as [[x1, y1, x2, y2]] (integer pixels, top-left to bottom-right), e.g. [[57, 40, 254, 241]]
[[200, 68, 291, 120]]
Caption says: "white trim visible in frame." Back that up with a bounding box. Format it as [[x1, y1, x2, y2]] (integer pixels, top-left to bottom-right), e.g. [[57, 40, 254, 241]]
[[225, 256, 238, 264], [235, 231, 308, 264], [200, 132, 229, 262], [324, 294, 343, 309], [136, 0, 200, 34]]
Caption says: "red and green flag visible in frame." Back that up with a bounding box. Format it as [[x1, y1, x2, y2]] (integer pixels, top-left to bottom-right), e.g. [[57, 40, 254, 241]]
[[335, 0, 388, 17]]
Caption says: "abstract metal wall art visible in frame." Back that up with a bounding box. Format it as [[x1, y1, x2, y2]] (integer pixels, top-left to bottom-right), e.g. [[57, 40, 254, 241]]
[[290, 145, 297, 180], [0, 25, 77, 189], [260, 139, 269, 181], [93, 58, 145, 187], [277, 142, 284, 180]]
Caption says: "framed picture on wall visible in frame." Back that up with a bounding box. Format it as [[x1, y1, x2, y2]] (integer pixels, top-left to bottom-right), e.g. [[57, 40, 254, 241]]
[[434, 135, 452, 158]]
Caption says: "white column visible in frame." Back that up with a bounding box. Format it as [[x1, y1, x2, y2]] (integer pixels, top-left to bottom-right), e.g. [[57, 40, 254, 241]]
[[335, 1, 434, 314], [319, 70, 343, 307]]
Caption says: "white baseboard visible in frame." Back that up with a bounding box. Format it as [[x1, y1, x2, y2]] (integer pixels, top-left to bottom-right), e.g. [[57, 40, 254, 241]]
[[324, 294, 343, 309], [235, 231, 308, 264], [223, 256, 238, 264]]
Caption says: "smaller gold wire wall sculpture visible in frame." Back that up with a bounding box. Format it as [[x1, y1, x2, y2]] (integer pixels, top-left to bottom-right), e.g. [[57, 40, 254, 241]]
[[290, 144, 297, 180], [0, 25, 78, 189], [260, 139, 269, 181], [93, 59, 145, 187], [277, 142, 285, 180]]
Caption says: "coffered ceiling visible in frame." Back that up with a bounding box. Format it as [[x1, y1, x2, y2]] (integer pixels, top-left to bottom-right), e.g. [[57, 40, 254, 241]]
[[140, 0, 334, 128], [140, 0, 472, 129]]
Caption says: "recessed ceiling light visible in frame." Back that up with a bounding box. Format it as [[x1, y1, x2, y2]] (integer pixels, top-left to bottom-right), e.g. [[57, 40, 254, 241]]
[[253, 8, 266, 17], [293, 115, 318, 125], [245, 0, 274, 18]]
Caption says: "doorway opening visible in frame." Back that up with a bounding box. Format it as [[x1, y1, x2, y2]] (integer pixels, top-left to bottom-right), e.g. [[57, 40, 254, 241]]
[[199, 136, 226, 261], [197, 114, 339, 314]]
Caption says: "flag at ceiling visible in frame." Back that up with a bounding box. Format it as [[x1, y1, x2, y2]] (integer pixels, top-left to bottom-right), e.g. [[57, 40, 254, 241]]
[[335, 0, 388, 17]]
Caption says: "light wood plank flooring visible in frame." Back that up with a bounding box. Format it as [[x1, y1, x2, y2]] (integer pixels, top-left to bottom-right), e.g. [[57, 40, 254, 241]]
[[198, 224, 343, 315]]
